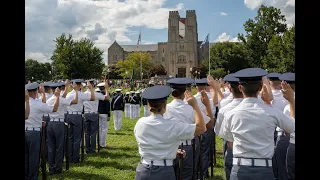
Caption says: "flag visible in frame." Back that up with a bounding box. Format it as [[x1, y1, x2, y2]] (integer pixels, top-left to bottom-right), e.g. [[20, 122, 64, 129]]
[[200, 33, 209, 48], [136, 31, 141, 51], [130, 69, 134, 90]]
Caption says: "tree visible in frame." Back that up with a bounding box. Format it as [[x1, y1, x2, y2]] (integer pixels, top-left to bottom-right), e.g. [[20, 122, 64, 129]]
[[264, 25, 295, 73], [210, 68, 227, 79], [201, 42, 251, 74], [238, 5, 287, 67], [115, 51, 153, 79], [149, 64, 167, 77], [191, 65, 207, 78], [25, 59, 52, 81], [102, 64, 122, 79], [51, 33, 105, 79]]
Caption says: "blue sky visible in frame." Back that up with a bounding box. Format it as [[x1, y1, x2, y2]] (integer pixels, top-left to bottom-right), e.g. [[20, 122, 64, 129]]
[[25, 0, 295, 64]]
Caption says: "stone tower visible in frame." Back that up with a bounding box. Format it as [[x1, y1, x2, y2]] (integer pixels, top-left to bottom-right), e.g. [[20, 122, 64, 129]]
[[167, 10, 198, 77]]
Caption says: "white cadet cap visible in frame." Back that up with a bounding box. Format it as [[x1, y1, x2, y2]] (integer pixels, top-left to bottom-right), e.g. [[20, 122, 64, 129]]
[[126, 92, 130, 95], [95, 88, 100, 92], [97, 82, 105, 87], [115, 89, 122, 92]]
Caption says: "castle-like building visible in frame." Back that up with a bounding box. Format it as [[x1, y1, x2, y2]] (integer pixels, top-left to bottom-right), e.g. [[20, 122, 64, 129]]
[[108, 10, 214, 77]]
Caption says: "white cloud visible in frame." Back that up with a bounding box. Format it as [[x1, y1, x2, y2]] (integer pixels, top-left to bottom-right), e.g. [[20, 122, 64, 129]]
[[219, 12, 228, 16], [25, 0, 184, 64], [142, 40, 156, 44], [244, 0, 295, 26], [215, 33, 240, 43]]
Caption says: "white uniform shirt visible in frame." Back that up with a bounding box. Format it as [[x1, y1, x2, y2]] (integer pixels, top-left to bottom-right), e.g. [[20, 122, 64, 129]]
[[283, 104, 295, 144], [45, 93, 53, 101], [25, 97, 54, 129], [271, 90, 288, 112], [47, 96, 72, 119], [219, 93, 233, 109], [215, 98, 243, 135], [66, 90, 91, 112], [194, 92, 216, 117], [219, 97, 295, 159], [83, 90, 105, 112], [134, 114, 196, 160]]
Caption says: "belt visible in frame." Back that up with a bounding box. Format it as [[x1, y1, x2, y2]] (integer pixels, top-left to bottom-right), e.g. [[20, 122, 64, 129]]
[[50, 118, 64, 122], [141, 158, 173, 166], [277, 131, 285, 136], [180, 140, 192, 146], [84, 111, 98, 114], [233, 158, 272, 167], [25, 127, 41, 131], [67, 111, 82, 115]]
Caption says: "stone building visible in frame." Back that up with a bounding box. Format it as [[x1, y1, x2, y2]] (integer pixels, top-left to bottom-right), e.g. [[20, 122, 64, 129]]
[[108, 10, 215, 77]]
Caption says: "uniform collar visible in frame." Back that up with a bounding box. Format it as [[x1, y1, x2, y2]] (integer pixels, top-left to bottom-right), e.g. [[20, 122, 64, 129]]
[[232, 98, 243, 103], [171, 99, 185, 105], [150, 114, 163, 119], [242, 97, 259, 103]]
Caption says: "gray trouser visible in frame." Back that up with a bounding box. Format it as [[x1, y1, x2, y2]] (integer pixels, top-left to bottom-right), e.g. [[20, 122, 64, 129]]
[[286, 143, 295, 180], [174, 144, 193, 180], [43, 115, 50, 160], [25, 130, 41, 180], [224, 147, 233, 180], [230, 165, 274, 180], [223, 139, 228, 157], [194, 136, 200, 177], [201, 129, 212, 178], [135, 162, 176, 180], [66, 114, 82, 163], [273, 135, 290, 180], [84, 113, 99, 154], [47, 121, 65, 174]]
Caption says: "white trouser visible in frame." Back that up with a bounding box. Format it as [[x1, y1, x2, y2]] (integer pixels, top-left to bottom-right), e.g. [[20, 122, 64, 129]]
[[135, 105, 140, 118], [99, 114, 109, 147], [143, 105, 150, 117], [130, 104, 135, 119], [113, 110, 123, 131], [125, 103, 130, 117]]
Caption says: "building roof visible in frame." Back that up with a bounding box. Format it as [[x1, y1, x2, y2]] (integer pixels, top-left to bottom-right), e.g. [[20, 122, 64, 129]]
[[120, 44, 158, 52]]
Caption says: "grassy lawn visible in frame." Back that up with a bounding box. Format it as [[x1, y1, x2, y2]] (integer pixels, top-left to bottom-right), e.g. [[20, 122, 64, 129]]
[[39, 88, 226, 180]]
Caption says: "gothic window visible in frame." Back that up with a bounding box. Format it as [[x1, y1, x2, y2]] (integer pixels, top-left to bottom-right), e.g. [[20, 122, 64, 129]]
[[163, 48, 164, 53], [162, 57, 165, 62], [180, 44, 184, 50], [178, 55, 186, 63]]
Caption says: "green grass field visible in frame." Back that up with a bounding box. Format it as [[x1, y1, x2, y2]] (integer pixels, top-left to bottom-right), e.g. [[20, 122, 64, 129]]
[[39, 88, 226, 180]]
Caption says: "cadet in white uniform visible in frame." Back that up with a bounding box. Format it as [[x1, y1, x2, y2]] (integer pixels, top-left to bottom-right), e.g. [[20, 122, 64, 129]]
[[25, 83, 60, 180], [96, 82, 111, 148], [279, 73, 295, 180], [111, 89, 124, 131], [134, 85, 207, 180], [124, 92, 130, 117], [66, 79, 95, 163], [194, 78, 215, 178], [83, 80, 109, 153], [267, 72, 290, 180], [219, 68, 295, 180], [129, 91, 136, 119], [46, 81, 78, 174], [214, 74, 243, 180], [164, 78, 211, 180]]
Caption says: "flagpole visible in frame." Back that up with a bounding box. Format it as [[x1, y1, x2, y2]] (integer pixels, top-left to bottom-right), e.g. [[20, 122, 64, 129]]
[[140, 31, 142, 81], [208, 31, 210, 76]]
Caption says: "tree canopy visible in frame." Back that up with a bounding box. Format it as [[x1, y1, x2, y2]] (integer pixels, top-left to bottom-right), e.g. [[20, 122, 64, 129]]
[[25, 59, 52, 81], [51, 33, 105, 79]]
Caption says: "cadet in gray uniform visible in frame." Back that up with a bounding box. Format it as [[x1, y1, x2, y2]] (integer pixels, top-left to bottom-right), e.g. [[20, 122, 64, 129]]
[[66, 79, 95, 163], [46, 81, 78, 174], [134, 85, 207, 180], [42, 81, 53, 123], [129, 91, 136, 119], [25, 83, 60, 179], [164, 78, 211, 180], [219, 68, 295, 180], [214, 74, 243, 180], [83, 80, 110, 153], [279, 73, 295, 180]]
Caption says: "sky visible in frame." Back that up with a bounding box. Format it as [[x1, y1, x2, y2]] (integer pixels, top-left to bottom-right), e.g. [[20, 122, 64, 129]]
[[25, 0, 295, 64]]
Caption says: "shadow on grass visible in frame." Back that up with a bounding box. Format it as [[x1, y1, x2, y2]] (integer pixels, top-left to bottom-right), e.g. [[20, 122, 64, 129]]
[[42, 170, 113, 180], [106, 146, 137, 151], [89, 150, 138, 159], [108, 132, 131, 136], [82, 160, 136, 171]]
